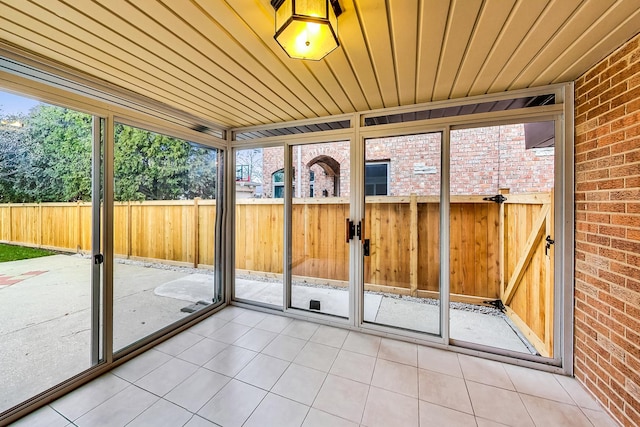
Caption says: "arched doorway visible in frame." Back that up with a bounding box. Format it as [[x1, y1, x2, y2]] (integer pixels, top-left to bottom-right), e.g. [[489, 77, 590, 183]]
[[307, 155, 340, 197]]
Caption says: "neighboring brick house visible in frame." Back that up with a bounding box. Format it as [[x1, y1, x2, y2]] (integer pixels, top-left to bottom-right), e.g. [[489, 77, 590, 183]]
[[255, 123, 554, 198]]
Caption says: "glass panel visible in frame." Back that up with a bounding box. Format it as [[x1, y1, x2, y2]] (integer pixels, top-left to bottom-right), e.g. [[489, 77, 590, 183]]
[[449, 122, 555, 357], [290, 141, 350, 317], [364, 94, 555, 126], [294, 0, 326, 17], [0, 92, 99, 413], [113, 123, 222, 352], [364, 132, 441, 334], [234, 148, 284, 307]]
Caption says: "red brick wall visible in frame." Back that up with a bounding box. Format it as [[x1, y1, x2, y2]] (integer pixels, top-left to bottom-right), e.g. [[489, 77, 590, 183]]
[[260, 124, 554, 198], [574, 32, 640, 427]]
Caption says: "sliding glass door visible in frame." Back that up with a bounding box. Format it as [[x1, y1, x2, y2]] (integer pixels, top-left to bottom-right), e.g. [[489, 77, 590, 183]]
[[288, 141, 351, 318], [112, 122, 224, 352], [362, 132, 442, 335], [0, 94, 102, 413], [449, 122, 556, 357]]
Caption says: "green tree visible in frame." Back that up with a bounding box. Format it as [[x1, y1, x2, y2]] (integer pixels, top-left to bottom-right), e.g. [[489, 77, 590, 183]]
[[23, 105, 92, 202], [0, 112, 33, 202], [114, 124, 192, 201], [185, 146, 218, 200]]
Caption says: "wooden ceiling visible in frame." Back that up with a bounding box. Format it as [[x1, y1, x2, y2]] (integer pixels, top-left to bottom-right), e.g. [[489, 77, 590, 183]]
[[0, 0, 639, 130]]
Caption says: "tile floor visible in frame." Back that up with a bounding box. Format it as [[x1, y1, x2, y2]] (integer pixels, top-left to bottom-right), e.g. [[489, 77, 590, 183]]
[[11, 306, 618, 427]]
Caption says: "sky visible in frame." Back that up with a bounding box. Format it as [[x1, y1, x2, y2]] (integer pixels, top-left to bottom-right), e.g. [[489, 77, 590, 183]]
[[0, 90, 40, 115]]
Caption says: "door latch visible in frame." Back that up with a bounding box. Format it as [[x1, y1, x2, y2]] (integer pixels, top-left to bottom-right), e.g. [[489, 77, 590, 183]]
[[545, 235, 554, 256], [94, 253, 104, 265], [482, 194, 507, 204]]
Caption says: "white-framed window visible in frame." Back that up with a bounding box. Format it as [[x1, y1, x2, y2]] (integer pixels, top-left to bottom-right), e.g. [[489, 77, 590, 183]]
[[365, 161, 389, 196]]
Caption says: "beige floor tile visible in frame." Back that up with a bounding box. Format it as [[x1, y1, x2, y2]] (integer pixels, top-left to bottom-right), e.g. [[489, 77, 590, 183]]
[[262, 334, 307, 361], [302, 408, 358, 427], [135, 358, 199, 396], [51, 373, 129, 421], [466, 381, 534, 427], [243, 393, 309, 427], [582, 407, 620, 427], [342, 331, 381, 357], [187, 316, 228, 337], [554, 374, 604, 410], [9, 405, 70, 427], [378, 338, 418, 366], [520, 394, 593, 427], [197, 379, 266, 427], [202, 345, 257, 377], [330, 349, 376, 384], [294, 341, 339, 372], [212, 306, 247, 321], [208, 322, 251, 344], [233, 327, 278, 352], [111, 349, 172, 383], [183, 415, 219, 427], [361, 386, 419, 427], [459, 354, 515, 390], [235, 354, 290, 390], [310, 325, 349, 348], [75, 385, 159, 427], [282, 320, 320, 340], [176, 337, 228, 366], [272, 363, 327, 406], [255, 313, 293, 333], [230, 310, 267, 327], [418, 368, 473, 414], [417, 345, 463, 377], [504, 364, 574, 404], [154, 331, 203, 356], [164, 368, 230, 413], [126, 399, 191, 427], [371, 358, 419, 397], [419, 401, 477, 427], [312, 374, 369, 423], [475, 417, 511, 426]]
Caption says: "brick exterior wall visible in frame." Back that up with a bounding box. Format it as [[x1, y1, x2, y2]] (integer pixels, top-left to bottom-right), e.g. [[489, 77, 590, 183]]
[[259, 124, 553, 198], [574, 32, 640, 427]]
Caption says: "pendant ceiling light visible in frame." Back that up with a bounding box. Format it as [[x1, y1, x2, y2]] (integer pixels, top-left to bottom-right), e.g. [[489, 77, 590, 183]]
[[271, 0, 342, 61]]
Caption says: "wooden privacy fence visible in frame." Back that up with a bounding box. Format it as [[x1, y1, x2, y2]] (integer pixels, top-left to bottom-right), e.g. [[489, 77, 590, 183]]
[[0, 192, 553, 355], [0, 199, 218, 267]]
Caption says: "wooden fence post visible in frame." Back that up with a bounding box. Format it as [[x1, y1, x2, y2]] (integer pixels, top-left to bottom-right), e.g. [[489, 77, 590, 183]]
[[77, 201, 82, 253], [410, 193, 418, 297], [38, 203, 43, 247], [127, 201, 132, 258], [193, 197, 200, 268], [498, 188, 509, 300], [8, 205, 12, 242]]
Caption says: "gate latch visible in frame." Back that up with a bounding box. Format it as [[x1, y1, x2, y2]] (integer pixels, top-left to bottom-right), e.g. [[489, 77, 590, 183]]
[[483, 194, 507, 204], [545, 235, 555, 256], [94, 253, 104, 265]]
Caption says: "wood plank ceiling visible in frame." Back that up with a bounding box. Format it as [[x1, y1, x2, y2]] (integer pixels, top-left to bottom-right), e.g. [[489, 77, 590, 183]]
[[0, 0, 639, 130]]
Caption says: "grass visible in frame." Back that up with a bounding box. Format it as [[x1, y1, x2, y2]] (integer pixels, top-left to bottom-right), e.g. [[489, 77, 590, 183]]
[[0, 243, 56, 262]]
